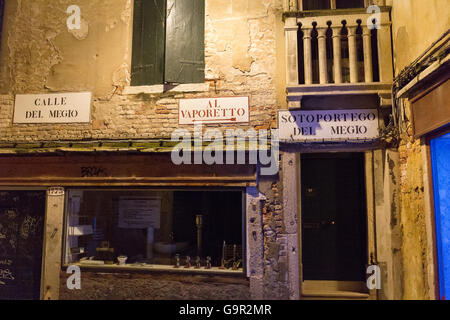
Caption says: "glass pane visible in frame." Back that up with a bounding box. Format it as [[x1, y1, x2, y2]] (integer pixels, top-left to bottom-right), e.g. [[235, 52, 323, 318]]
[[336, 0, 365, 9], [65, 189, 243, 271], [303, 0, 331, 10]]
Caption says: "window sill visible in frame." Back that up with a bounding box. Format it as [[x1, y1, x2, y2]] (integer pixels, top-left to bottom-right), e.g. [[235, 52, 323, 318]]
[[302, 291, 370, 299], [284, 7, 391, 18], [123, 83, 210, 95], [65, 263, 245, 277]]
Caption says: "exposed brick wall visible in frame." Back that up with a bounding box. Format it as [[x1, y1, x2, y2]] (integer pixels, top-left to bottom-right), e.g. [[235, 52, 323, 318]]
[[259, 176, 290, 300], [59, 271, 250, 300], [0, 89, 275, 142]]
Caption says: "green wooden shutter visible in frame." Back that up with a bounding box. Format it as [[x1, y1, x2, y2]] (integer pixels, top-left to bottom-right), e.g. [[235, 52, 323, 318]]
[[131, 0, 166, 86], [165, 0, 205, 84]]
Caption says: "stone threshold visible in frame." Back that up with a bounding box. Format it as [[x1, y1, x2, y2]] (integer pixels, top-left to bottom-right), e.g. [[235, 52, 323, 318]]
[[302, 290, 370, 300], [301, 280, 371, 300]]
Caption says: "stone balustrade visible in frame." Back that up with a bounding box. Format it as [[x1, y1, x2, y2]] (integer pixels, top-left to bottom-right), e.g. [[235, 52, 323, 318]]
[[284, 8, 394, 107]]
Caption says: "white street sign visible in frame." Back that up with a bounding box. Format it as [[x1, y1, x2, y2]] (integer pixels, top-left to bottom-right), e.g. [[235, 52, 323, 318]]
[[278, 109, 379, 142], [179, 96, 249, 125], [13, 92, 92, 124]]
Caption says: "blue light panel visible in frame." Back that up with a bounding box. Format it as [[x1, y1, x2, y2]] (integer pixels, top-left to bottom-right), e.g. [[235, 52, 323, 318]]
[[431, 131, 450, 300]]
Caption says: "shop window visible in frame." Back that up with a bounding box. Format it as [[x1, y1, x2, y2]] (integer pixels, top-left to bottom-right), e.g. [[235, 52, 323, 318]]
[[64, 189, 244, 272], [131, 0, 205, 86]]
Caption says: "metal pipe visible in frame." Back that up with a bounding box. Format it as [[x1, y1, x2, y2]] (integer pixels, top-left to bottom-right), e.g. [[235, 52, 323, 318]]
[[196, 214, 203, 257]]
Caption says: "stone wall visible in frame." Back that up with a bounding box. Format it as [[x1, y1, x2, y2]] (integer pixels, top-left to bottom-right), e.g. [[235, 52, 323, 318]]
[[260, 174, 290, 300], [0, 0, 286, 142], [60, 271, 250, 300]]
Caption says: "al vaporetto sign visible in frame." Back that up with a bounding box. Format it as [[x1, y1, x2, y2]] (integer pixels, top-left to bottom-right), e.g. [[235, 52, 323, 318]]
[[278, 109, 379, 142], [179, 96, 249, 125], [13, 92, 91, 124]]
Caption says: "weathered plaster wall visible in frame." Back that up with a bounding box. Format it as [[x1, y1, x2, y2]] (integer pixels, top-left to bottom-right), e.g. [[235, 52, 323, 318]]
[[391, 0, 450, 74], [0, 0, 286, 142], [390, 0, 447, 300], [0, 0, 132, 96], [397, 100, 432, 300], [373, 148, 403, 300]]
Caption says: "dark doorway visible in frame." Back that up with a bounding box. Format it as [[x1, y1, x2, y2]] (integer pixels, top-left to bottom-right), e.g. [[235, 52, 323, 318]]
[[0, 191, 46, 300], [301, 153, 367, 281]]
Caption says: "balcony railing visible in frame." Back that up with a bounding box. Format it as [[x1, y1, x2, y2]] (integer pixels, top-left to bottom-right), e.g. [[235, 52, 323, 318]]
[[284, 7, 394, 107]]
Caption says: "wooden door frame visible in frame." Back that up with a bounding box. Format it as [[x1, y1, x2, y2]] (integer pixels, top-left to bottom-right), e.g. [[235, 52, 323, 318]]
[[298, 151, 373, 297]]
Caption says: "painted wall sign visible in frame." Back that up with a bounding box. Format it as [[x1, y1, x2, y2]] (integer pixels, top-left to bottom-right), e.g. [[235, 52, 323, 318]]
[[179, 96, 249, 125], [278, 109, 379, 142], [118, 197, 161, 229], [13, 92, 91, 124]]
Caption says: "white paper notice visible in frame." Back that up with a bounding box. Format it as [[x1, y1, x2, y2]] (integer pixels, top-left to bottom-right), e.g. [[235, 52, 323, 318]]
[[118, 197, 161, 229]]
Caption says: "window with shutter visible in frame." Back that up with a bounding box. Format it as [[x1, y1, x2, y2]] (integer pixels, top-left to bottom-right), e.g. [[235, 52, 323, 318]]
[[131, 0, 166, 86], [165, 0, 205, 84], [131, 0, 205, 86]]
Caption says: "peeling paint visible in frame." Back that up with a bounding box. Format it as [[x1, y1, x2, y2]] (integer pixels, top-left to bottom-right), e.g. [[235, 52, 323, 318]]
[[112, 62, 130, 88], [121, 0, 132, 25]]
